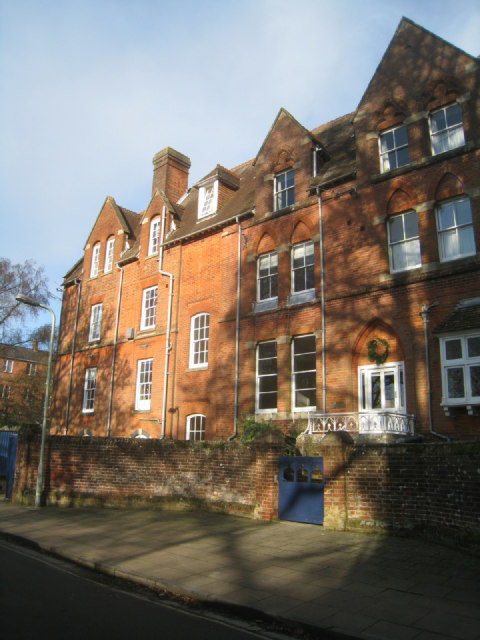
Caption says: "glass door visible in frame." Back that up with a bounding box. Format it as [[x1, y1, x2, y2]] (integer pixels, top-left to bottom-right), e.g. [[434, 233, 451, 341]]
[[359, 362, 405, 413]]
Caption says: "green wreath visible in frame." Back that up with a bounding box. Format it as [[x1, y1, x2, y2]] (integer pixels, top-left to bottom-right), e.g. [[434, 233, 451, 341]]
[[367, 338, 389, 365]]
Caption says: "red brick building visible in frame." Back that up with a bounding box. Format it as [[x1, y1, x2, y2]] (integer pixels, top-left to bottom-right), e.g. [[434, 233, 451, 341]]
[[50, 19, 480, 441], [0, 342, 49, 426]]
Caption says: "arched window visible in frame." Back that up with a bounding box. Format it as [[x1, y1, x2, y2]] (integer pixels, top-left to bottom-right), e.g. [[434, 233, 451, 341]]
[[90, 243, 101, 278], [104, 236, 115, 272], [148, 217, 161, 255], [186, 414, 205, 441]]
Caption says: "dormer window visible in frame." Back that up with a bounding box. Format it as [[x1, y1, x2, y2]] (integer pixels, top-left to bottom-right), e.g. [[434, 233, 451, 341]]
[[274, 170, 294, 211], [148, 217, 160, 255], [379, 125, 409, 173], [90, 243, 100, 278], [429, 103, 465, 155], [198, 181, 218, 219]]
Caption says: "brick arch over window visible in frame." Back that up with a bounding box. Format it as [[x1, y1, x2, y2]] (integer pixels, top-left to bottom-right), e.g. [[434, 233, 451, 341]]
[[257, 232, 275, 255], [271, 146, 296, 174], [422, 76, 463, 111], [352, 318, 405, 369], [434, 172, 464, 202], [386, 189, 414, 216], [290, 220, 312, 245], [375, 98, 409, 130]]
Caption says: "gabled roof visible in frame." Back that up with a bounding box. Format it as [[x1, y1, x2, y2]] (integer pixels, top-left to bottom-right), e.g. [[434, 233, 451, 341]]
[[83, 196, 140, 250], [434, 298, 480, 334], [0, 343, 49, 365], [309, 113, 356, 190], [63, 258, 83, 285], [253, 107, 322, 166], [354, 17, 478, 122]]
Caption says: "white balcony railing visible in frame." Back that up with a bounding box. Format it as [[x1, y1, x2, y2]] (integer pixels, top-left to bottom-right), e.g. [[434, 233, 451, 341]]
[[306, 412, 415, 436]]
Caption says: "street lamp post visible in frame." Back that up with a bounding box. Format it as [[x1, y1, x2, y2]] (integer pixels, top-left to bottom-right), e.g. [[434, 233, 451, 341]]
[[15, 294, 55, 507]]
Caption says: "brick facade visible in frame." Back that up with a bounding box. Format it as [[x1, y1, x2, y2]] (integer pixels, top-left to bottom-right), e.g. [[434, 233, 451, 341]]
[[50, 18, 480, 441]]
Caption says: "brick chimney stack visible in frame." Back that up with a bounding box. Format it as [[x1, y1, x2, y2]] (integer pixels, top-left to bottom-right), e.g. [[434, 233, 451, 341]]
[[152, 147, 191, 204]]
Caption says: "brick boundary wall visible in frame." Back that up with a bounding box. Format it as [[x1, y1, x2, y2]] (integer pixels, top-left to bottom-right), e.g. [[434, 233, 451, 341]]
[[12, 432, 480, 547], [12, 433, 284, 520], [298, 432, 480, 549]]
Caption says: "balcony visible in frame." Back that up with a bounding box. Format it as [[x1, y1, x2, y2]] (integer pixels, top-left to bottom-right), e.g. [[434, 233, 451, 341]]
[[305, 412, 415, 436]]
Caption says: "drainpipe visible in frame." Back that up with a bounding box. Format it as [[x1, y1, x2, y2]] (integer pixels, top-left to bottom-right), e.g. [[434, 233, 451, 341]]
[[64, 278, 81, 434], [107, 264, 124, 437], [419, 302, 450, 441], [229, 217, 242, 441], [159, 206, 173, 439], [317, 189, 326, 413]]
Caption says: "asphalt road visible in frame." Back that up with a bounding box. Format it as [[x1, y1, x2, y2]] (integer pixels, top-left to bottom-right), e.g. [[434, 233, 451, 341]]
[[0, 540, 300, 640]]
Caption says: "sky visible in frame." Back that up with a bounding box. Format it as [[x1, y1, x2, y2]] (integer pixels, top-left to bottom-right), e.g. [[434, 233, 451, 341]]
[[1, 0, 479, 329]]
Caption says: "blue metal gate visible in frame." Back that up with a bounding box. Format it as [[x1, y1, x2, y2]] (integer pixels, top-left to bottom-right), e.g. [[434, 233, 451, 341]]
[[0, 432, 18, 499], [278, 456, 324, 525]]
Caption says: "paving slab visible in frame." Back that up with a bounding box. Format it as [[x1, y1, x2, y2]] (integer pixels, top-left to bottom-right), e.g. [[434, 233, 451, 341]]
[[1, 502, 480, 640]]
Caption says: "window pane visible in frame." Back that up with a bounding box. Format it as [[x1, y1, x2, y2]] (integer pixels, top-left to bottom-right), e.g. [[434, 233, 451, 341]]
[[470, 366, 480, 397], [371, 375, 381, 409], [295, 335, 315, 353], [259, 392, 277, 410], [430, 109, 446, 133], [295, 388, 316, 407], [458, 226, 476, 255], [384, 374, 395, 408], [446, 103, 462, 127], [455, 199, 473, 226], [404, 238, 421, 268], [259, 341, 276, 358], [259, 375, 277, 392], [394, 125, 408, 147], [403, 212, 419, 239], [438, 203, 455, 230], [467, 337, 480, 358], [445, 339, 462, 360], [396, 146, 410, 167], [447, 367, 464, 398], [389, 216, 405, 243], [380, 130, 394, 152]]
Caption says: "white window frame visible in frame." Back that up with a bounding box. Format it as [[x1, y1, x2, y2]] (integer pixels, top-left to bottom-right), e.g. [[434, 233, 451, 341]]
[[189, 313, 209, 368], [135, 358, 153, 411], [82, 368, 97, 413], [436, 197, 476, 262], [140, 286, 158, 331], [1, 385, 10, 399], [2, 359, 13, 374], [291, 241, 315, 294], [104, 237, 115, 273], [358, 362, 406, 414], [379, 124, 410, 173], [186, 414, 206, 441], [198, 181, 218, 219], [439, 333, 480, 406], [274, 169, 294, 211], [26, 363, 37, 376], [429, 102, 465, 155], [257, 252, 278, 303], [88, 303, 102, 342], [148, 217, 161, 256], [256, 341, 278, 412], [388, 211, 421, 273], [90, 243, 101, 278], [292, 335, 317, 411]]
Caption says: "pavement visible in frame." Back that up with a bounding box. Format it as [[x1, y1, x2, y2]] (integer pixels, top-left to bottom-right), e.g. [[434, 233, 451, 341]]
[[1, 502, 479, 640]]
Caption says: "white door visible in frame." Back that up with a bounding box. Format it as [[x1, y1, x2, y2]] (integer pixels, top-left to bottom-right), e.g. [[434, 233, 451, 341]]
[[358, 362, 406, 413]]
